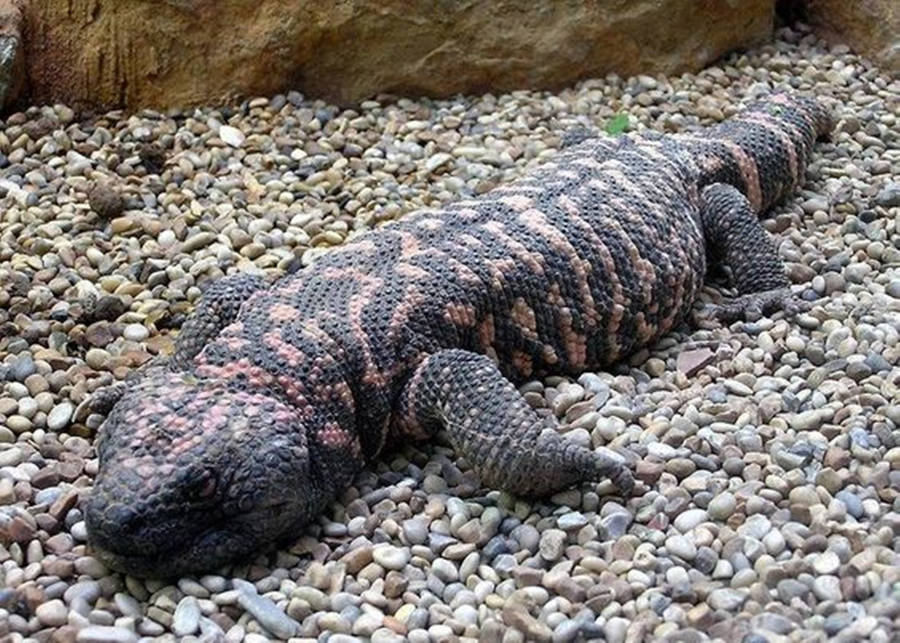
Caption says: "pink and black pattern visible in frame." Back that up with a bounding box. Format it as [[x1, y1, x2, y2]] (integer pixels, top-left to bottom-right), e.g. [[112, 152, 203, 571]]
[[85, 93, 832, 577]]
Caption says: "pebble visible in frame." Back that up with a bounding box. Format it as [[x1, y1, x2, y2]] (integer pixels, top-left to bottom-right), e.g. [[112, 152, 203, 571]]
[[172, 596, 201, 636], [539, 529, 567, 561], [35, 599, 68, 627], [673, 509, 707, 532], [707, 588, 746, 611], [46, 402, 74, 430], [557, 511, 588, 530], [665, 534, 697, 561], [236, 588, 298, 639], [372, 544, 410, 570], [75, 626, 139, 643], [219, 125, 246, 147], [707, 492, 736, 520]]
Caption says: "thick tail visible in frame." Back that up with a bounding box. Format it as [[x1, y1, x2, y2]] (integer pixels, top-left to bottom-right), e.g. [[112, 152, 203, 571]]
[[677, 93, 833, 214]]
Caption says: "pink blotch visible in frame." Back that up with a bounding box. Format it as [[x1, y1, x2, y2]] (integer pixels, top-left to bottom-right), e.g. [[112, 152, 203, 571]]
[[316, 421, 354, 448], [499, 195, 533, 211], [196, 359, 275, 388], [269, 303, 300, 323], [263, 330, 305, 367]]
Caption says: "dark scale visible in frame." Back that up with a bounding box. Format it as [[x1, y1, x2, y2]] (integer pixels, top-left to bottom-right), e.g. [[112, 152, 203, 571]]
[[84, 93, 833, 577]]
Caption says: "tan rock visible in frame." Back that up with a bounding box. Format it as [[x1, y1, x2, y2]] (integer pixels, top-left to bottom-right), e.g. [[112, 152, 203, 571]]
[[0, 0, 24, 108], [806, 0, 899, 72], [20, 0, 773, 112]]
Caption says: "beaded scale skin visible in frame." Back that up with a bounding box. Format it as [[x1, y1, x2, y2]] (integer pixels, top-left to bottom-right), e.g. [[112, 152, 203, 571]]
[[84, 93, 832, 577]]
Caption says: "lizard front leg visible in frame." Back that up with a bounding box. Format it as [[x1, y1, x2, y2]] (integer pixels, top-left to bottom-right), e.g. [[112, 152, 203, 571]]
[[77, 272, 269, 419], [168, 271, 268, 368], [698, 183, 809, 322], [395, 349, 634, 496]]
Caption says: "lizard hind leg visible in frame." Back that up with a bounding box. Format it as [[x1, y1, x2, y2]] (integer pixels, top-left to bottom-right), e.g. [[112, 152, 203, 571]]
[[698, 183, 810, 323], [396, 349, 634, 496]]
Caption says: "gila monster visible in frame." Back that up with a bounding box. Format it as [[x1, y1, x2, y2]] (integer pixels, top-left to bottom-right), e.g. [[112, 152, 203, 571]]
[[84, 93, 832, 577]]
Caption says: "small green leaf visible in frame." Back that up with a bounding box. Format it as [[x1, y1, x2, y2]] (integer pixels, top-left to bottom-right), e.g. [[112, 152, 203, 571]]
[[605, 113, 630, 136]]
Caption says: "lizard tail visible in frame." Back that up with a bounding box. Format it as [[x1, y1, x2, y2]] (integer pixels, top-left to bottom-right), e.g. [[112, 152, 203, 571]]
[[678, 93, 833, 214]]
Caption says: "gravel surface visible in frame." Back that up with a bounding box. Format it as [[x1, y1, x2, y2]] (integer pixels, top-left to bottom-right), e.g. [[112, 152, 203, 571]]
[[1, 23, 899, 643]]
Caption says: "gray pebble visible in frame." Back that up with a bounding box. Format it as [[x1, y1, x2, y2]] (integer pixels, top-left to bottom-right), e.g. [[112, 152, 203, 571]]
[[172, 596, 201, 636], [236, 588, 298, 639]]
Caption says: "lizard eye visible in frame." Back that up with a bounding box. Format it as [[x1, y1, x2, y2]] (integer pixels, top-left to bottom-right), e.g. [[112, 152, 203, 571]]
[[189, 469, 218, 500]]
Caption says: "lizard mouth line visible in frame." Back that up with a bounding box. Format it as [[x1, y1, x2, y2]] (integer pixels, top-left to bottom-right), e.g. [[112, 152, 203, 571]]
[[90, 526, 231, 578], [87, 499, 296, 578]]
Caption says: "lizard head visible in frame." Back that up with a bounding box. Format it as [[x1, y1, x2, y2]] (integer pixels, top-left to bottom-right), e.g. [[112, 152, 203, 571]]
[[84, 372, 316, 577]]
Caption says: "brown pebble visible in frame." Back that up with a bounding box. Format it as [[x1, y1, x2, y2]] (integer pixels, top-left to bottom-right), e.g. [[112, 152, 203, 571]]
[[42, 557, 75, 578], [824, 447, 851, 469], [383, 616, 408, 635], [635, 460, 664, 483], [58, 460, 85, 482], [45, 532, 74, 554], [49, 488, 79, 521], [6, 515, 37, 542], [50, 625, 77, 643], [21, 583, 46, 612], [35, 514, 59, 532], [138, 142, 168, 174], [383, 570, 408, 598], [31, 466, 60, 489], [340, 545, 373, 573], [676, 347, 716, 376], [87, 183, 125, 219]]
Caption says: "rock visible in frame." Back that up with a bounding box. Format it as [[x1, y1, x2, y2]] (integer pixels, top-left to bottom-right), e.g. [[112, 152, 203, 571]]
[[676, 348, 716, 376], [603, 617, 629, 643], [812, 575, 842, 602], [137, 142, 167, 173], [35, 598, 68, 627], [666, 534, 697, 561], [539, 529, 567, 561], [502, 601, 554, 642], [875, 181, 900, 208], [812, 551, 841, 575], [47, 402, 74, 431], [75, 626, 139, 643], [87, 183, 125, 219], [236, 588, 299, 639], [219, 125, 246, 147], [557, 511, 588, 530], [0, 2, 24, 109], [599, 510, 633, 540], [673, 509, 707, 532], [708, 492, 736, 520], [172, 596, 201, 636], [372, 544, 410, 570], [707, 588, 747, 611], [24, 1, 773, 111], [806, 1, 899, 73]]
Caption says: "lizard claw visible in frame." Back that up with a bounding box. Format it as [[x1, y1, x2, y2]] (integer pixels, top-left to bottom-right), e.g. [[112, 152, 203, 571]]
[[611, 465, 635, 496], [698, 287, 813, 325], [595, 451, 635, 496], [73, 382, 128, 423]]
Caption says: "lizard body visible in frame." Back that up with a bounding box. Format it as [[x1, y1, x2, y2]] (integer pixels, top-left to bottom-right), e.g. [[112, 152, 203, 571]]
[[85, 93, 831, 577]]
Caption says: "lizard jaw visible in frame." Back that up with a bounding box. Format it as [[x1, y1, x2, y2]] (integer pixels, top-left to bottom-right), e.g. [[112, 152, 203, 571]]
[[87, 499, 296, 578]]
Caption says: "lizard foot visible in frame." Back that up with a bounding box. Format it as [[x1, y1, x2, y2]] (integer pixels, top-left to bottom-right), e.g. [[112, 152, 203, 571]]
[[696, 287, 812, 325], [73, 355, 170, 424], [73, 382, 128, 423], [595, 451, 635, 496]]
